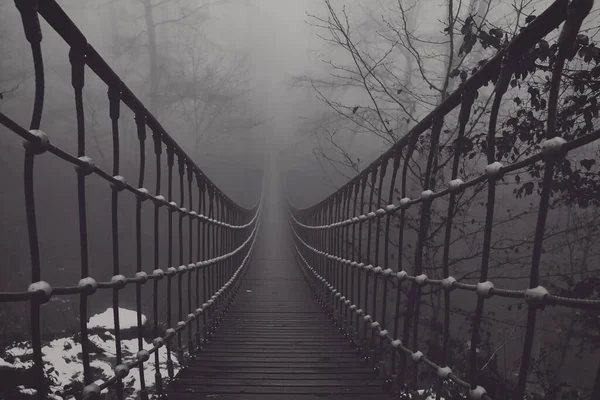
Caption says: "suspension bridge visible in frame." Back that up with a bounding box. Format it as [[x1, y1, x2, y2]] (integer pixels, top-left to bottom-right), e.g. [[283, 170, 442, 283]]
[[1, 0, 600, 399]]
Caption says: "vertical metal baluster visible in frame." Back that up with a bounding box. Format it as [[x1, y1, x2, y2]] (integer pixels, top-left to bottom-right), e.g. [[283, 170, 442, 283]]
[[436, 90, 474, 400], [214, 196, 222, 321], [323, 201, 330, 314], [371, 160, 387, 364], [202, 183, 208, 343], [314, 208, 320, 279], [356, 175, 367, 340], [223, 200, 228, 305], [339, 190, 345, 327], [374, 160, 387, 269], [343, 185, 352, 337], [410, 112, 445, 390], [18, 4, 46, 391], [69, 41, 95, 387], [223, 201, 230, 316], [334, 192, 342, 329], [166, 144, 175, 379], [134, 113, 148, 400], [381, 152, 400, 381], [310, 208, 316, 293], [332, 194, 339, 323], [230, 205, 235, 306], [212, 196, 220, 330], [221, 197, 228, 316], [322, 203, 328, 309], [467, 57, 511, 395], [329, 199, 336, 317], [212, 195, 218, 320], [177, 155, 185, 364], [195, 173, 204, 350], [397, 132, 417, 390], [187, 163, 194, 356], [318, 204, 326, 310], [363, 168, 377, 355], [350, 181, 359, 341], [232, 205, 236, 279], [318, 208, 326, 302], [226, 200, 231, 314], [151, 126, 164, 395], [221, 196, 226, 314], [331, 197, 338, 318], [107, 86, 125, 400], [385, 148, 401, 273], [227, 200, 231, 290], [207, 186, 215, 337], [23, 146, 47, 400], [208, 187, 214, 325]]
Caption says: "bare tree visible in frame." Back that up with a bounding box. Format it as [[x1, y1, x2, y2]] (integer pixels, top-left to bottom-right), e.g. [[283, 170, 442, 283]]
[[69, 0, 265, 164], [0, 1, 26, 106]]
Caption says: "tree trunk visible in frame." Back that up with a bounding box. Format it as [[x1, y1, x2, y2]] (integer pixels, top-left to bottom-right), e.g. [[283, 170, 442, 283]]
[[143, 0, 159, 116]]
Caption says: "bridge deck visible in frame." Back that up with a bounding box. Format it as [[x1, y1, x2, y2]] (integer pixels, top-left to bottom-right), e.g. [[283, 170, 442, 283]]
[[167, 257, 393, 399], [167, 171, 393, 399]]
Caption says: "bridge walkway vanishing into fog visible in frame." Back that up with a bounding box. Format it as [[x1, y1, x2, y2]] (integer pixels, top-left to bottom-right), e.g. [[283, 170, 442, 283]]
[[167, 173, 394, 399], [2, 1, 600, 400]]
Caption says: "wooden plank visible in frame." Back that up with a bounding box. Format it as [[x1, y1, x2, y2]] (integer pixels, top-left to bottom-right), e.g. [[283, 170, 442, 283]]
[[169, 385, 387, 394], [177, 361, 369, 369], [204, 338, 347, 343], [197, 350, 355, 355], [183, 356, 364, 362], [170, 395, 389, 400], [173, 379, 384, 387], [218, 324, 329, 327], [198, 346, 355, 351], [200, 342, 353, 347], [183, 367, 376, 375], [174, 372, 378, 380]]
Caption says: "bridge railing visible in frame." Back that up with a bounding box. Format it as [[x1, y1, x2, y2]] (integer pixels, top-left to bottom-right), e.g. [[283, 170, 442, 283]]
[[290, 0, 600, 399], [0, 1, 261, 399]]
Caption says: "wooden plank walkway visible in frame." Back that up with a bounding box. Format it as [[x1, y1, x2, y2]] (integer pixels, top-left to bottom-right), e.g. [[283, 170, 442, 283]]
[[167, 257, 395, 399], [167, 170, 395, 399]]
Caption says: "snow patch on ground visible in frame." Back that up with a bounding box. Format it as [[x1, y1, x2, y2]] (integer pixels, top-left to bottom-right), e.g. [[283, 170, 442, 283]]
[[1, 308, 179, 398], [4, 343, 33, 358], [43, 337, 83, 386], [88, 307, 147, 330], [0, 351, 33, 370], [17, 386, 37, 395], [412, 390, 445, 400]]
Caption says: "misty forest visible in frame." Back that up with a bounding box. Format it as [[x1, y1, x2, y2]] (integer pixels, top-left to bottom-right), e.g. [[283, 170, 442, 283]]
[[1, 0, 600, 399]]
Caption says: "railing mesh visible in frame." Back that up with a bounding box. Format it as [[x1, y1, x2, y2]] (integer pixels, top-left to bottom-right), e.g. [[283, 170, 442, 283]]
[[290, 0, 600, 399], [0, 1, 261, 399]]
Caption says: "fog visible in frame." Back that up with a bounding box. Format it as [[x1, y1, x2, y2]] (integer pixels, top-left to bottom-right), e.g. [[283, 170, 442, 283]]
[[1, 0, 600, 399]]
